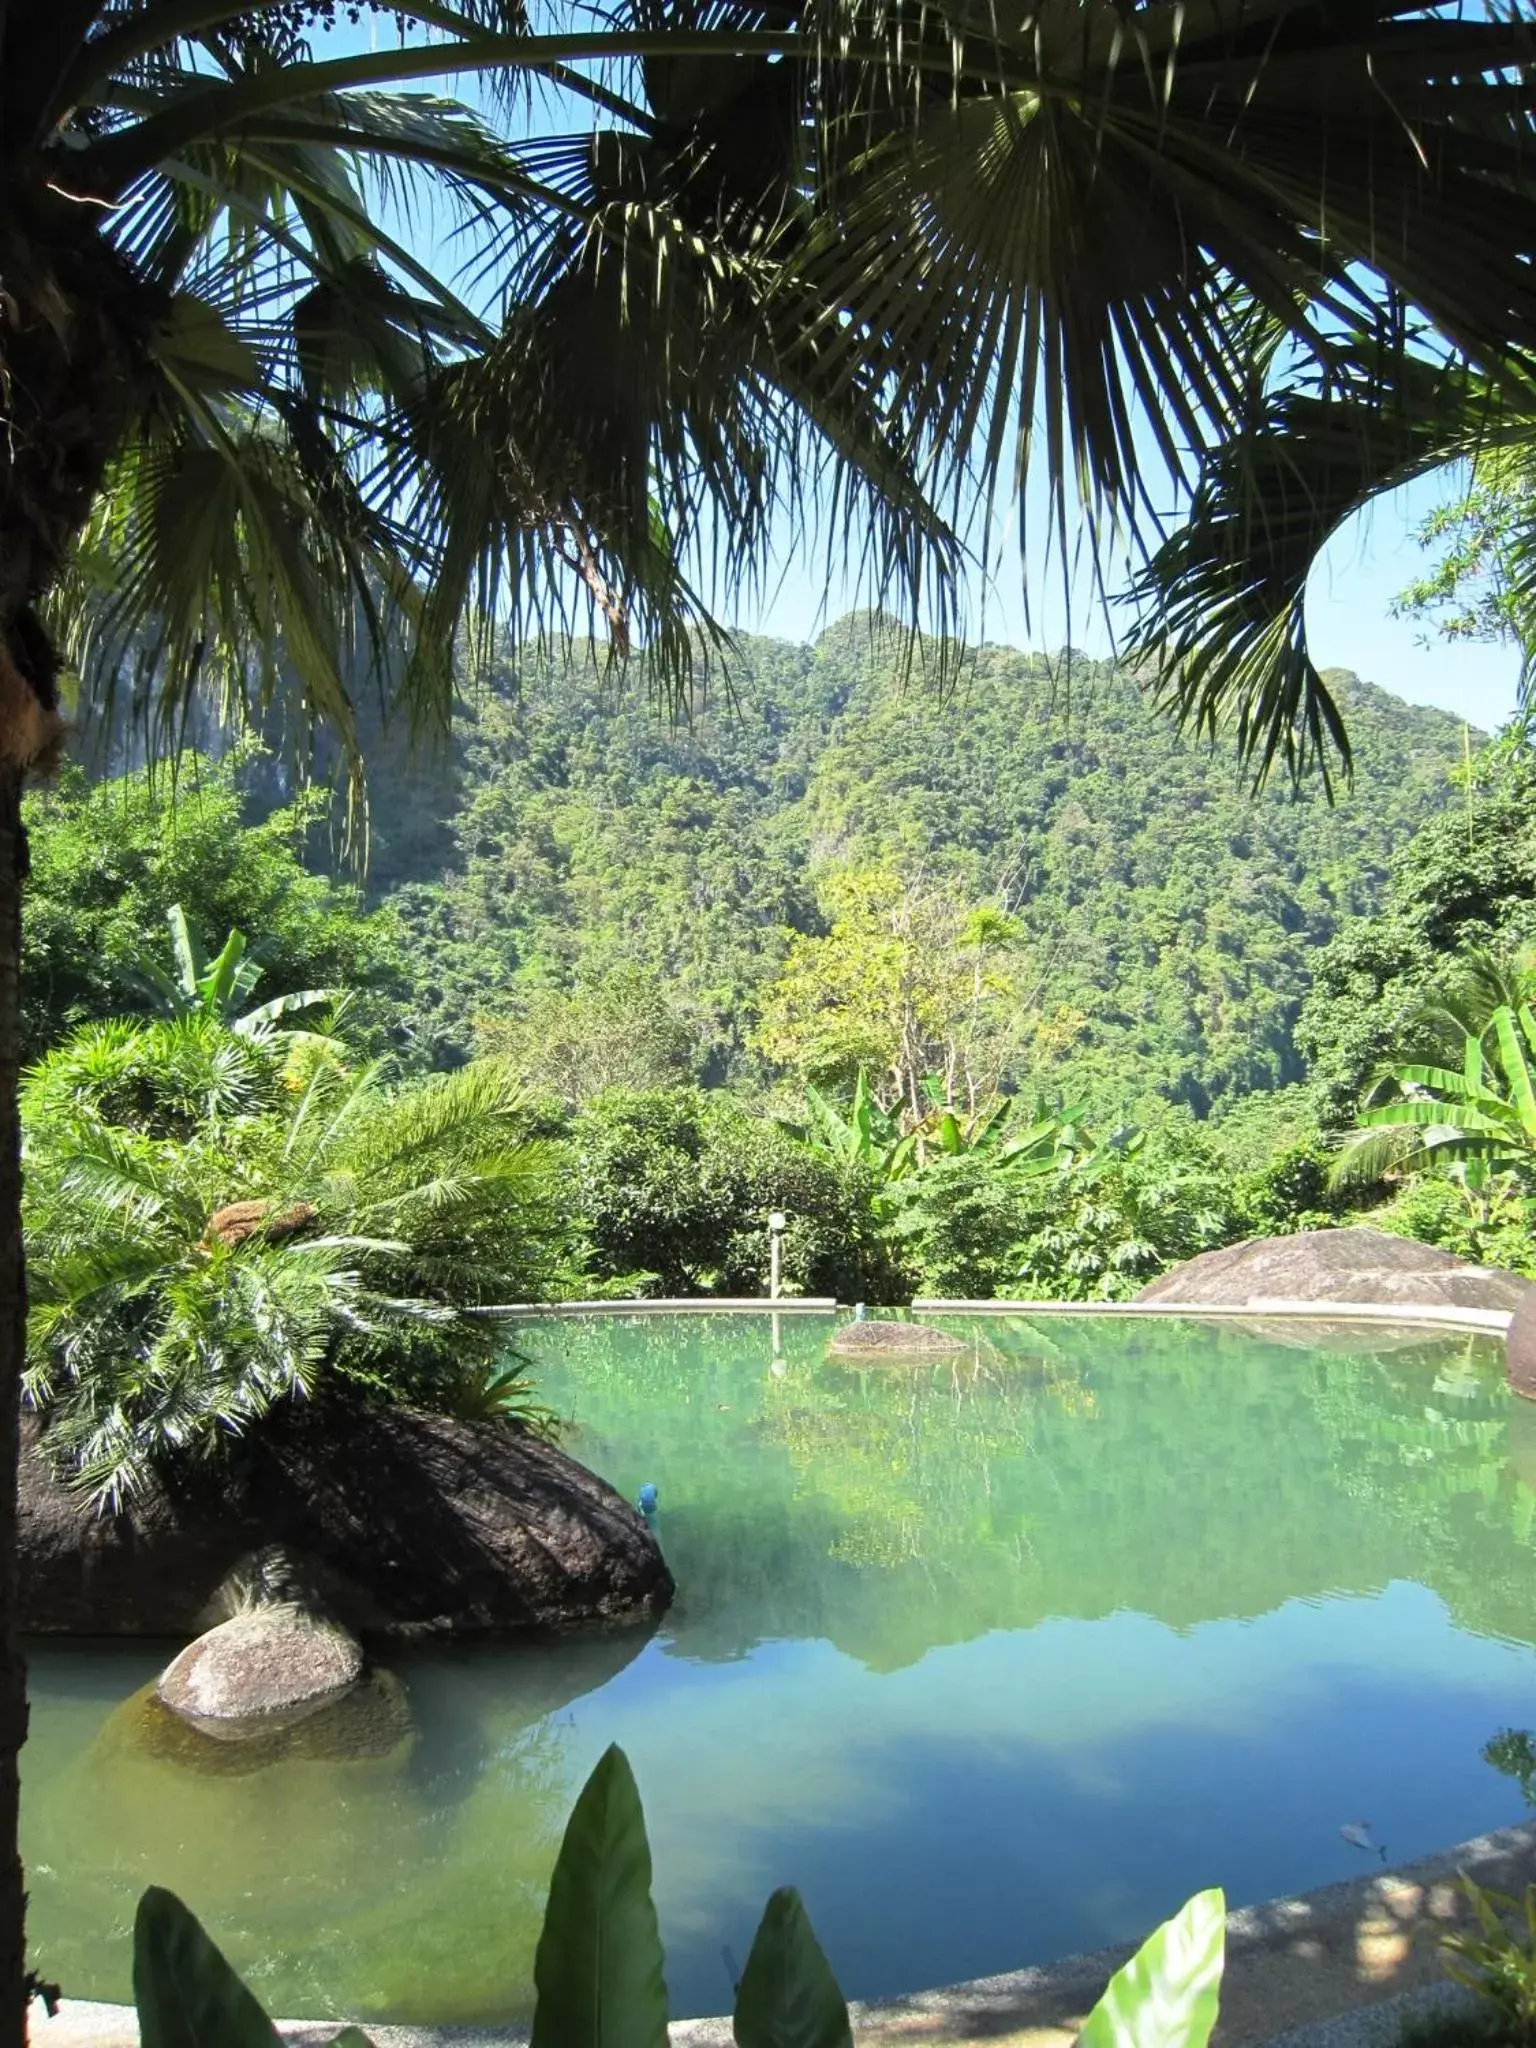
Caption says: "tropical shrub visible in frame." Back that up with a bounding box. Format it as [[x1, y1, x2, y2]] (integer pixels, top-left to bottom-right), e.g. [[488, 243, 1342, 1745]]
[[1333, 1007, 1536, 1191], [1437, 1879, 1536, 2047], [125, 1745, 1228, 2048], [884, 1153, 1038, 1298], [22, 757, 405, 1061], [1374, 1176, 1536, 1280], [569, 1089, 899, 1301], [24, 1020, 573, 1503], [1007, 1140, 1244, 1302], [1237, 1141, 1352, 1236], [131, 906, 339, 1040]]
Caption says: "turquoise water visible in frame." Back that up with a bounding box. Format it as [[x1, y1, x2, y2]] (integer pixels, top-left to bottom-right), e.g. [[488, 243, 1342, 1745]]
[[21, 1313, 1536, 2026]]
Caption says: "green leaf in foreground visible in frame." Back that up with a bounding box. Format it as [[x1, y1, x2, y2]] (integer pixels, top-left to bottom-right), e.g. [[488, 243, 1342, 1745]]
[[133, 1886, 282, 2048], [1075, 1889, 1226, 2048], [734, 1887, 853, 2048], [530, 1744, 670, 2048]]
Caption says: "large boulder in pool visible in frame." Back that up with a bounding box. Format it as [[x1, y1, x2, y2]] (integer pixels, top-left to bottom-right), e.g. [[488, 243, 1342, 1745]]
[[1139, 1226, 1535, 1315], [19, 1397, 674, 1639], [1507, 1290, 1536, 1399], [828, 1319, 968, 1362], [157, 1606, 364, 1738]]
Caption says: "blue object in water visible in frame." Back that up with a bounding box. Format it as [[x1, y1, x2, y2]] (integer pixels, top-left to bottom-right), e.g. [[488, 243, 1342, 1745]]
[[637, 1482, 659, 1516]]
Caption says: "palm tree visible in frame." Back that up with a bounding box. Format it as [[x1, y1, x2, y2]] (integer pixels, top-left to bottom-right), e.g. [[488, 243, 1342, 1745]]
[[24, 1017, 567, 1507], [1124, 340, 1536, 784], [1405, 948, 1536, 1072], [1, 8, 962, 2016]]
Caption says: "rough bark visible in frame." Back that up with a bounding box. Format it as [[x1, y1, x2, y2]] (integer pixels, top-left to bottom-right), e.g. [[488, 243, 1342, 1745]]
[[0, 765, 27, 2048], [0, 168, 150, 2047]]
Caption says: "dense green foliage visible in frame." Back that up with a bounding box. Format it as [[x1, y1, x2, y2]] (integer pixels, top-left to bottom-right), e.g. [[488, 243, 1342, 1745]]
[[569, 1090, 898, 1301], [1299, 740, 1536, 1124], [34, 627, 1536, 1318], [22, 757, 404, 1063], [364, 623, 1471, 1120]]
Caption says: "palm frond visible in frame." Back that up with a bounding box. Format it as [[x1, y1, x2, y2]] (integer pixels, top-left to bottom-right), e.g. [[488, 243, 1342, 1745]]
[[1124, 333, 1522, 784]]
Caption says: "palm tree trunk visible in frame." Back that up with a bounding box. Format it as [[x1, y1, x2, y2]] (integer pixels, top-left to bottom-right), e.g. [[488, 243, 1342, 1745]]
[[0, 760, 28, 2048], [0, 199, 143, 2046]]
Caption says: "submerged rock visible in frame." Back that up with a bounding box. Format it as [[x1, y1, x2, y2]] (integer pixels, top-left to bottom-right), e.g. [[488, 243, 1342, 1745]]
[[105, 1666, 416, 1777], [20, 1396, 674, 1639], [827, 1319, 968, 1361], [157, 1606, 364, 1738], [1138, 1227, 1535, 1315]]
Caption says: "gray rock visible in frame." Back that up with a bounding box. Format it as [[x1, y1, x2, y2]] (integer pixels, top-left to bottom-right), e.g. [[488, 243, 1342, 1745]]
[[1137, 1227, 1535, 1314], [157, 1605, 364, 1738], [1507, 1289, 1536, 1399], [19, 1396, 674, 1639], [828, 1319, 968, 1360], [102, 1665, 416, 1775]]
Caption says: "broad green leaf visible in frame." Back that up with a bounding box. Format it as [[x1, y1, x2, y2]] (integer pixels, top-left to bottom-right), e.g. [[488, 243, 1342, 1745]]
[[166, 906, 205, 1000], [1385, 1061, 1482, 1096], [328, 2030, 376, 2046], [1075, 1889, 1225, 2048], [734, 1888, 853, 2048], [202, 929, 250, 1013], [1493, 1007, 1536, 1140], [134, 1886, 282, 2048], [530, 1745, 670, 2048], [1466, 1036, 1486, 1095]]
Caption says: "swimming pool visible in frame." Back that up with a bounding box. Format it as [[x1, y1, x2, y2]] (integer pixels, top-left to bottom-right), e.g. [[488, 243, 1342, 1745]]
[[21, 1312, 1536, 2026]]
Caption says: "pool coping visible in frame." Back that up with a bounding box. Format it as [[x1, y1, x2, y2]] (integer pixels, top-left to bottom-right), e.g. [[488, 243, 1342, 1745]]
[[909, 1298, 1516, 1336], [31, 1814, 1536, 2048], [484, 1298, 1516, 1337], [486, 1298, 841, 1316], [27, 1296, 1526, 2048]]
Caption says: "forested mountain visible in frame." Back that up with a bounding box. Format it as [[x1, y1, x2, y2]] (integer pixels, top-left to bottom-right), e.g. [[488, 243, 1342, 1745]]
[[356, 617, 1474, 1122]]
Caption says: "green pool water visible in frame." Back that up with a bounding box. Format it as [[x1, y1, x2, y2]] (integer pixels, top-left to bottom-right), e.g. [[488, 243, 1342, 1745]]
[[22, 1312, 1536, 2027]]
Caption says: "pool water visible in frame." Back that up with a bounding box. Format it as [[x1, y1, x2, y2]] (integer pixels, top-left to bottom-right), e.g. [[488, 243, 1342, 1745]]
[[22, 1313, 1536, 2026]]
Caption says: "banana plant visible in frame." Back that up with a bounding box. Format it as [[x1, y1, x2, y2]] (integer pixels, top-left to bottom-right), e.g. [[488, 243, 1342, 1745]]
[[129, 906, 340, 1043], [1333, 1004, 1536, 1188], [781, 1074, 918, 1186], [785, 1073, 1120, 1186], [127, 1746, 1227, 2048]]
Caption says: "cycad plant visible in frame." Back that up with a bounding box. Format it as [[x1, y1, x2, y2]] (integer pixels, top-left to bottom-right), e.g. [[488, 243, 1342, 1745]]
[[24, 1016, 569, 1506]]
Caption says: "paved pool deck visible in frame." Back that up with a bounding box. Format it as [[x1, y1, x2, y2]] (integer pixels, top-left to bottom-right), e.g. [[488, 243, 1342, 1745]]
[[30, 1813, 1536, 2048]]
